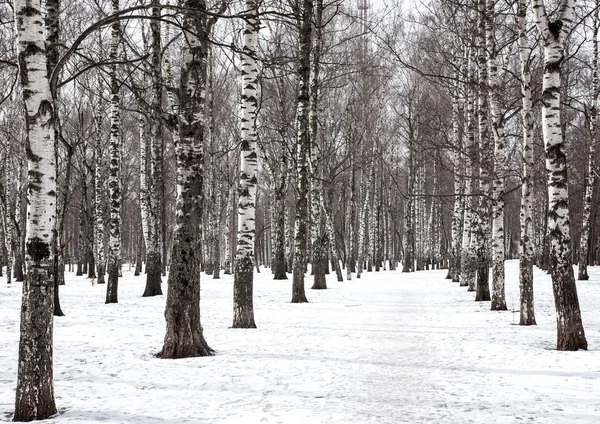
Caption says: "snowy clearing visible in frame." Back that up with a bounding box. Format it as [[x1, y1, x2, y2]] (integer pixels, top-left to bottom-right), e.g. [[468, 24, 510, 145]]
[[1, 260, 600, 423]]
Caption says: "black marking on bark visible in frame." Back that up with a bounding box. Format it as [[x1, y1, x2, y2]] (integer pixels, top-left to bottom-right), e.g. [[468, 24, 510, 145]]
[[27, 237, 50, 263], [548, 20, 562, 39]]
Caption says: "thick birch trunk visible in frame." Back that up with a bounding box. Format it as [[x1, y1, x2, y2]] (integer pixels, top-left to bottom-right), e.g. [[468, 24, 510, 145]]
[[13, 0, 58, 419], [531, 0, 587, 350], [158, 0, 213, 358], [233, 0, 260, 327]]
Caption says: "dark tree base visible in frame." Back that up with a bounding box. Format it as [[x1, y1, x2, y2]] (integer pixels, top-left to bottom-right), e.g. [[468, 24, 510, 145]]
[[142, 253, 163, 297], [490, 300, 507, 311], [105, 265, 118, 303], [475, 266, 490, 301], [233, 264, 257, 328], [97, 264, 106, 285], [157, 309, 214, 359], [14, 269, 57, 422]]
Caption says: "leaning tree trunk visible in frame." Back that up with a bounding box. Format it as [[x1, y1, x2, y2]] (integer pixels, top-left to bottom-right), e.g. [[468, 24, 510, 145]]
[[232, 0, 260, 328], [531, 0, 587, 350], [486, 0, 507, 310], [291, 0, 313, 303], [13, 0, 58, 419], [158, 0, 214, 358], [578, 1, 598, 282], [517, 0, 536, 325], [106, 0, 121, 304], [143, 0, 164, 297]]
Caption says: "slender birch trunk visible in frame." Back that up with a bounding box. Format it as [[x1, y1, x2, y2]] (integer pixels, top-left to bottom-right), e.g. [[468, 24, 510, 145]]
[[143, 0, 164, 297], [106, 0, 121, 304], [94, 83, 106, 285], [474, 1, 491, 301], [486, 0, 507, 310], [291, 0, 313, 303], [158, 0, 214, 358], [233, 0, 259, 327], [461, 48, 477, 289], [517, 0, 536, 325], [272, 155, 288, 279], [13, 0, 58, 419], [578, 1, 598, 281], [531, 0, 587, 350], [449, 68, 463, 282]]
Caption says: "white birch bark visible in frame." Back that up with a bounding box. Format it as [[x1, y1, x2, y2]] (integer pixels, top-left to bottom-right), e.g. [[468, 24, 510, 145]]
[[93, 84, 106, 285], [106, 0, 121, 304], [517, 0, 536, 325], [233, 0, 260, 327], [460, 48, 477, 289], [531, 0, 587, 350], [13, 0, 58, 419], [486, 0, 507, 310]]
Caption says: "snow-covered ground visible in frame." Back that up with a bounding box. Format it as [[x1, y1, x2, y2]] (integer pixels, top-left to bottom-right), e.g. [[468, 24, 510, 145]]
[[1, 260, 600, 423]]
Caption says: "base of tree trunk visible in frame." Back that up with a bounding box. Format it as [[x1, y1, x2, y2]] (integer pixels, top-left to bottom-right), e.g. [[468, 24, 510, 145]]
[[552, 266, 587, 351], [232, 264, 257, 328], [142, 252, 163, 297], [105, 264, 119, 303], [97, 264, 106, 285], [14, 269, 57, 422], [475, 267, 490, 301], [53, 280, 65, 317], [577, 265, 589, 281], [158, 305, 214, 358]]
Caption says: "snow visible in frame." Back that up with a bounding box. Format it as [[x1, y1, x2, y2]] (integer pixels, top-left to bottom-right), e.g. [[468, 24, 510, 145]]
[[1, 260, 600, 423]]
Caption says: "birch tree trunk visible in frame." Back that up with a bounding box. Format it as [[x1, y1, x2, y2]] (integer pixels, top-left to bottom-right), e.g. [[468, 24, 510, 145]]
[[106, 0, 121, 304], [578, 1, 598, 281], [94, 83, 106, 285], [449, 68, 463, 282], [517, 0, 536, 325], [143, 0, 164, 297], [233, 0, 260, 328], [291, 0, 313, 303], [272, 155, 288, 279], [531, 0, 587, 350], [486, 0, 507, 310], [13, 0, 58, 419], [158, 0, 214, 358], [310, 0, 326, 290], [474, 2, 491, 301], [460, 49, 477, 289]]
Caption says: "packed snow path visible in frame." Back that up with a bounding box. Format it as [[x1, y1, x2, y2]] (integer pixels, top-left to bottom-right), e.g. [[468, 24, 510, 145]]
[[1, 260, 600, 423]]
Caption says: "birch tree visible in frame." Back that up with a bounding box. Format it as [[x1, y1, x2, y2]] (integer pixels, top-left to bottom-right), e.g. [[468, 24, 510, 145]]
[[577, 1, 598, 281], [517, 0, 536, 325], [143, 0, 165, 297], [291, 0, 313, 303], [531, 0, 587, 350], [105, 0, 122, 304], [158, 0, 216, 358], [13, 0, 58, 419], [233, 0, 260, 328]]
